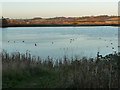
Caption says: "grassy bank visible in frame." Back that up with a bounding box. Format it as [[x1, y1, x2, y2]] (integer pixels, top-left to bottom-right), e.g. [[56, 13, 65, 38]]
[[2, 50, 120, 88]]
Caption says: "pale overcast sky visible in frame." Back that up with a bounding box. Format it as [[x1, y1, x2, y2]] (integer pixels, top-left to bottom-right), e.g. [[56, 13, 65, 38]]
[[0, 0, 119, 18], [0, 0, 119, 2]]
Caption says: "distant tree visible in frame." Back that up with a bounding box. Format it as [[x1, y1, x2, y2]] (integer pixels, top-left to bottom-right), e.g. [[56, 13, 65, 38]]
[[2, 16, 8, 25]]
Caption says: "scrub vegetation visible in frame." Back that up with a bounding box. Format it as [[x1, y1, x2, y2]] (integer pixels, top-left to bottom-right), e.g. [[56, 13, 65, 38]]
[[2, 50, 120, 88]]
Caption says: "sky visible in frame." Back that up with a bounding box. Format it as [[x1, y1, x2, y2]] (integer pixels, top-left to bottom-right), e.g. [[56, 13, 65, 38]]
[[0, 0, 119, 18]]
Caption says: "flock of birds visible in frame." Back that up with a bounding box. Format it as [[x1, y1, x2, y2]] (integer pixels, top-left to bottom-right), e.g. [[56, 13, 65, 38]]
[[7, 37, 78, 47], [98, 37, 120, 50], [7, 40, 55, 47], [7, 37, 120, 49], [5, 33, 120, 59], [6, 32, 120, 53]]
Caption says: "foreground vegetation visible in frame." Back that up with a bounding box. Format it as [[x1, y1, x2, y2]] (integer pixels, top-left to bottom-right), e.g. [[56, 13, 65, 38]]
[[2, 50, 120, 88]]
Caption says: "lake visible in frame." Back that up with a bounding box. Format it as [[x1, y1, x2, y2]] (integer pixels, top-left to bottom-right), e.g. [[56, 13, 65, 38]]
[[0, 26, 118, 59]]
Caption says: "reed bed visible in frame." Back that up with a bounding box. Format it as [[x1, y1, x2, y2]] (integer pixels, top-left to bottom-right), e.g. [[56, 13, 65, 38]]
[[2, 50, 120, 88]]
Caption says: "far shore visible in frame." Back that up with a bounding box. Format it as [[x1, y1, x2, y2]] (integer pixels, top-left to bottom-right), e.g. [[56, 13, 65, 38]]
[[1, 23, 120, 28]]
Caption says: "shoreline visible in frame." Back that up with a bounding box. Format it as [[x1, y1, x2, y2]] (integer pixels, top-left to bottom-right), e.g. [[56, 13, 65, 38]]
[[1, 23, 120, 28]]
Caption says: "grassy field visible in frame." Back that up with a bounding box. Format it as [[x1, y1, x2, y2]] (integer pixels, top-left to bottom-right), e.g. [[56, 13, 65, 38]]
[[2, 50, 120, 88]]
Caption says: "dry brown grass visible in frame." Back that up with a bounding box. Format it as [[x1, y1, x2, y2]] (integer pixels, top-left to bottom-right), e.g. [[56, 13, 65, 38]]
[[2, 50, 120, 88]]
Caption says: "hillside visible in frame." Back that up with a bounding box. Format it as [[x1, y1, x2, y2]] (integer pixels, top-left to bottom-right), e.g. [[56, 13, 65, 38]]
[[0, 15, 120, 27]]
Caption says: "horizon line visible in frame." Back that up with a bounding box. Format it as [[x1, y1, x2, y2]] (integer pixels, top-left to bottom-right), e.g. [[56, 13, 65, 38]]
[[1, 14, 119, 19]]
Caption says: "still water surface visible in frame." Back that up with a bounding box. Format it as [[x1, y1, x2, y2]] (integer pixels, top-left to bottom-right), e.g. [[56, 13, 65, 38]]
[[1, 26, 118, 59]]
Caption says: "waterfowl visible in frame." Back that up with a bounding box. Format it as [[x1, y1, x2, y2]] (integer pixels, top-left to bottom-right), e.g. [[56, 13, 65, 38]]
[[112, 47, 114, 49]]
